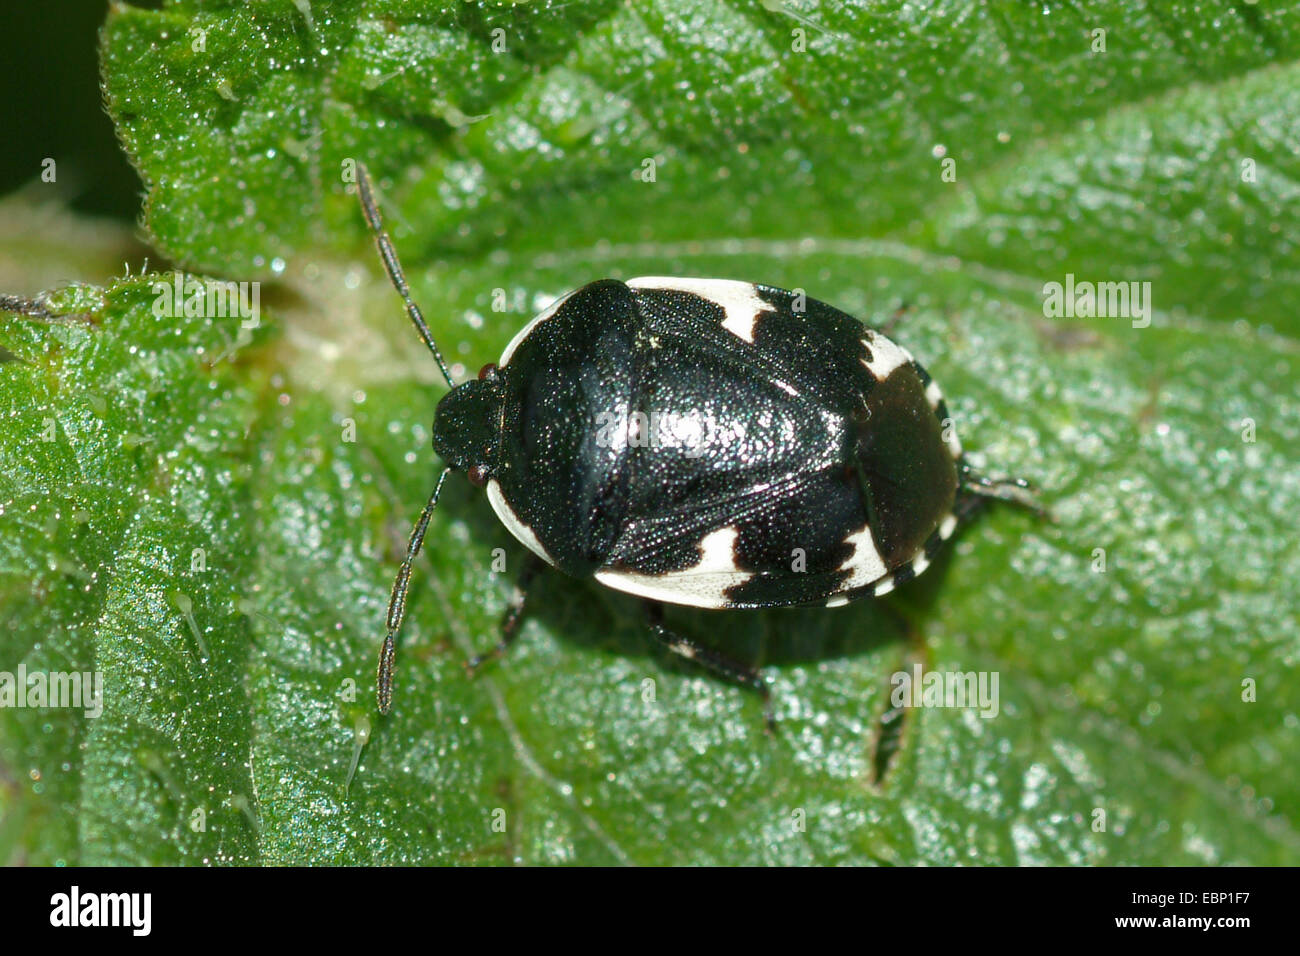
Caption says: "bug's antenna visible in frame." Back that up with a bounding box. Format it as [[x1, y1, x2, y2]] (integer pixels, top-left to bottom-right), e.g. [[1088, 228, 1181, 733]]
[[378, 466, 452, 715], [356, 163, 457, 390]]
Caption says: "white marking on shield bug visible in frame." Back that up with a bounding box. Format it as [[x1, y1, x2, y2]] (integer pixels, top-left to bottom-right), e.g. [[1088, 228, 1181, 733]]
[[595, 525, 753, 610], [831, 516, 951, 606], [627, 276, 773, 344], [486, 480, 557, 567], [498, 287, 578, 366], [837, 523, 889, 591], [945, 429, 964, 459], [924, 380, 944, 409], [860, 331, 913, 381]]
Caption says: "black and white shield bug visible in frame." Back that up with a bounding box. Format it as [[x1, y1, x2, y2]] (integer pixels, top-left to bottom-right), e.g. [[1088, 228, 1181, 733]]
[[357, 166, 1038, 723]]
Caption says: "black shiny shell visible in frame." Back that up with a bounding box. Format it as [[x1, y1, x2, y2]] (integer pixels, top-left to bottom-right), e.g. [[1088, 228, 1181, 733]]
[[442, 277, 961, 610]]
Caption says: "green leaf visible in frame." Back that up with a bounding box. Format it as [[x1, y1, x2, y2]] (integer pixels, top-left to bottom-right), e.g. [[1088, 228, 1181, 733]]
[[2, 0, 1297, 864]]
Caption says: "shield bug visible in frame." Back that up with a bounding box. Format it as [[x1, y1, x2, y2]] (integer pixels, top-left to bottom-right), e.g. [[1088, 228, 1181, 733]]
[[357, 165, 1038, 723]]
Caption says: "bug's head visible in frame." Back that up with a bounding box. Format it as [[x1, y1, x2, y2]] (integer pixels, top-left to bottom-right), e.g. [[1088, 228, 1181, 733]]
[[433, 363, 506, 486]]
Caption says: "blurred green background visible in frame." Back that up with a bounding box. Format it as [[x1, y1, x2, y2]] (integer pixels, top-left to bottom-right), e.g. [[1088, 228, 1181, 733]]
[[0, 1, 153, 220]]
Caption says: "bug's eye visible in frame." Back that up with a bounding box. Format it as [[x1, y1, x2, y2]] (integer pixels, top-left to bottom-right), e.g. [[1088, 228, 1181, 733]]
[[477, 363, 499, 381], [467, 464, 490, 487]]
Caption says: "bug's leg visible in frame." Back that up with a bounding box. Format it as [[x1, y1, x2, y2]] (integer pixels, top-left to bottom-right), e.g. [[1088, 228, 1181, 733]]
[[877, 301, 912, 338], [466, 554, 542, 675], [957, 459, 1050, 519], [377, 468, 451, 715], [0, 294, 51, 320], [0, 293, 95, 325], [868, 603, 927, 788], [642, 601, 776, 733]]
